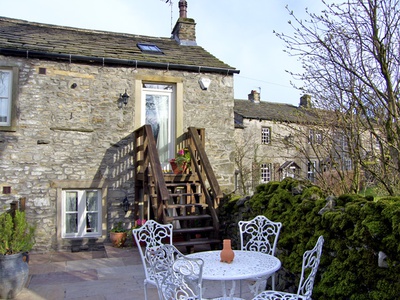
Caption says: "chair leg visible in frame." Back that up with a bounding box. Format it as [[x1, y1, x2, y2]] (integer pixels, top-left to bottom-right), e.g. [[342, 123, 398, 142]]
[[144, 280, 148, 300], [239, 279, 242, 297], [271, 274, 275, 290]]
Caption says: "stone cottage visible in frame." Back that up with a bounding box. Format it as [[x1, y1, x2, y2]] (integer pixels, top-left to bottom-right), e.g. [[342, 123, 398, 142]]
[[234, 91, 322, 194], [234, 90, 377, 195], [0, 1, 239, 251]]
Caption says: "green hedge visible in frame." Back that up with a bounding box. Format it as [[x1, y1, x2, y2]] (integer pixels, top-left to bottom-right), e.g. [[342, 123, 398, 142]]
[[219, 178, 400, 299]]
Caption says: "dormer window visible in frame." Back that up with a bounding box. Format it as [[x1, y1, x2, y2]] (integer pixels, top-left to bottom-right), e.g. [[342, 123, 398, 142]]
[[137, 43, 164, 55]]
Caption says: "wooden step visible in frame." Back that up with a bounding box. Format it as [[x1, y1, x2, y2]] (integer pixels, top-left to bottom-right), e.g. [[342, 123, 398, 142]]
[[168, 192, 202, 197], [173, 226, 214, 235], [165, 214, 211, 222], [166, 203, 208, 209], [149, 192, 202, 198], [173, 238, 222, 249], [166, 182, 199, 187]]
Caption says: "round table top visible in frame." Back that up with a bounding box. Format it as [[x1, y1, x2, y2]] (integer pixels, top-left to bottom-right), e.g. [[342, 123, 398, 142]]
[[186, 250, 281, 281]]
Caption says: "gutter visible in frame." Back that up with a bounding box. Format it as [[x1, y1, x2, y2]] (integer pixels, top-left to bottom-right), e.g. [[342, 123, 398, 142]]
[[0, 48, 240, 75]]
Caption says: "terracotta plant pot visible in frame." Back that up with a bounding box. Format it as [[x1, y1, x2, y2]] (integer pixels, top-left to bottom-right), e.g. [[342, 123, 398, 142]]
[[220, 239, 235, 263], [110, 232, 127, 248], [170, 160, 187, 174]]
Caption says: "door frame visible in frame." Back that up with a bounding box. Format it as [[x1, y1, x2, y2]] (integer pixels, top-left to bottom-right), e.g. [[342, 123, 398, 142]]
[[134, 75, 184, 153]]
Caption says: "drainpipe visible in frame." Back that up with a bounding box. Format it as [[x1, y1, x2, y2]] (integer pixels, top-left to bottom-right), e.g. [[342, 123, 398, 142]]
[[233, 169, 240, 193]]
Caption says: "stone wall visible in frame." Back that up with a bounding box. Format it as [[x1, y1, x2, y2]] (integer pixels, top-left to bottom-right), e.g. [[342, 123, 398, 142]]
[[0, 55, 235, 252]]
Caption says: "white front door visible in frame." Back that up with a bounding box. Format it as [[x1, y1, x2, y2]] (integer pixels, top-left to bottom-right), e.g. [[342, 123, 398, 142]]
[[141, 83, 176, 170]]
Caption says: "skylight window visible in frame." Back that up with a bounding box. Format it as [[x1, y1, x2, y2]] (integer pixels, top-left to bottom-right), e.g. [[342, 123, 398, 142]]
[[137, 43, 164, 54]]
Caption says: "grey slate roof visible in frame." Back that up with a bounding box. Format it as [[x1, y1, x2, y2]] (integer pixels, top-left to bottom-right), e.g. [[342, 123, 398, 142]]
[[234, 99, 321, 124], [0, 17, 237, 74]]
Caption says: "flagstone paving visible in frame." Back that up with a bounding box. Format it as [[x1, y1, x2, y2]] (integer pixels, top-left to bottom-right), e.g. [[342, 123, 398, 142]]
[[15, 244, 255, 300]]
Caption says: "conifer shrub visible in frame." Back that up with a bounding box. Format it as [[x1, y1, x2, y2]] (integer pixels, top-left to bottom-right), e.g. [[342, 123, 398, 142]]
[[0, 210, 35, 255]]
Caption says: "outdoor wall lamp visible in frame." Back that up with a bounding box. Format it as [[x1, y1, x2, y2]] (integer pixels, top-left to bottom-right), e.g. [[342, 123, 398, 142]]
[[121, 197, 130, 213], [199, 77, 211, 90], [118, 89, 130, 108]]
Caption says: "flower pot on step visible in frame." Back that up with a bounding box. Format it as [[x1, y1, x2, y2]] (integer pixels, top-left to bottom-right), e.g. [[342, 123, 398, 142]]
[[170, 160, 187, 174]]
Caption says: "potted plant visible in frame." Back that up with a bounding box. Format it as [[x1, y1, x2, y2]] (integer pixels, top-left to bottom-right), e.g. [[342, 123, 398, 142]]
[[109, 221, 128, 248], [170, 148, 192, 174], [0, 210, 35, 299]]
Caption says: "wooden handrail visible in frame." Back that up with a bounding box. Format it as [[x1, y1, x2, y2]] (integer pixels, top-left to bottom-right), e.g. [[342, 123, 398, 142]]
[[186, 127, 222, 233], [134, 125, 170, 222], [134, 125, 222, 235], [187, 127, 223, 200]]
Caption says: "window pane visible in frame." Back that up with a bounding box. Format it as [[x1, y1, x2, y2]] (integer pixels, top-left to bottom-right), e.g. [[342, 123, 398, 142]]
[[137, 43, 163, 54], [0, 99, 8, 123], [145, 94, 170, 164], [260, 163, 271, 183], [66, 192, 78, 211], [86, 213, 98, 233], [86, 191, 98, 211], [0, 71, 11, 125], [261, 127, 270, 144], [66, 213, 78, 233], [0, 71, 10, 97], [143, 83, 173, 90]]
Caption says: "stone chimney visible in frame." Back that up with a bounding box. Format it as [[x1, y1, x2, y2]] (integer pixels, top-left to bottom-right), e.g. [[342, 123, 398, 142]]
[[248, 90, 261, 104], [171, 0, 197, 46], [299, 94, 312, 108]]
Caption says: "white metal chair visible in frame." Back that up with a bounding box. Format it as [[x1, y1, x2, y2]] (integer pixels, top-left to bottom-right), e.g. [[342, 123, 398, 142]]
[[239, 215, 282, 294], [132, 219, 174, 300], [146, 244, 204, 300], [252, 235, 324, 300]]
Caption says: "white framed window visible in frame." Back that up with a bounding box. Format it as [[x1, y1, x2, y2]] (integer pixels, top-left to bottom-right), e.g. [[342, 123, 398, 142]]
[[308, 129, 322, 144], [283, 166, 296, 179], [344, 158, 352, 171], [260, 163, 272, 183], [0, 70, 12, 126], [261, 127, 271, 144], [62, 189, 102, 238], [307, 161, 317, 182]]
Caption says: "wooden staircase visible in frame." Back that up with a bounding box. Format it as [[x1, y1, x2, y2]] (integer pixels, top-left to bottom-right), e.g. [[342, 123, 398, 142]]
[[133, 125, 223, 252]]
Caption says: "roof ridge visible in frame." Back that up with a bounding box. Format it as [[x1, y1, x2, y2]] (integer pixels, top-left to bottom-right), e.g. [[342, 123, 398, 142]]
[[235, 99, 297, 107], [0, 16, 169, 40]]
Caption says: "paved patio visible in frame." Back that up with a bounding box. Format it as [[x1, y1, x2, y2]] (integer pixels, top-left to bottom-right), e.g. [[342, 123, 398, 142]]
[[15, 244, 255, 300]]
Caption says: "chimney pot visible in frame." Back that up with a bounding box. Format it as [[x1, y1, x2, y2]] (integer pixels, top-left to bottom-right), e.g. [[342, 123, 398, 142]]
[[299, 94, 312, 108], [179, 0, 187, 18], [248, 90, 260, 103]]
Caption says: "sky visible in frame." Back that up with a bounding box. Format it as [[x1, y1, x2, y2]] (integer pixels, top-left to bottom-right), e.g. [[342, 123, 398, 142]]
[[1, 0, 327, 106]]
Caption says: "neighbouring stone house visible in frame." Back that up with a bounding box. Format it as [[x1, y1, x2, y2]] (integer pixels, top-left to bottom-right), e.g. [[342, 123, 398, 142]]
[[234, 90, 379, 195], [0, 1, 239, 252], [234, 90, 326, 194]]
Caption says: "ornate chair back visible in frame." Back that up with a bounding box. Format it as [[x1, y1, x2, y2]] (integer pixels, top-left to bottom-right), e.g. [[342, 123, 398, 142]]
[[239, 215, 282, 293], [296, 235, 324, 299], [132, 220, 173, 300], [251, 235, 325, 300], [239, 215, 282, 256], [146, 244, 204, 300]]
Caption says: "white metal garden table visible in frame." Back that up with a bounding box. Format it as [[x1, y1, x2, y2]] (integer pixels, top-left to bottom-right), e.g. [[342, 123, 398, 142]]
[[186, 250, 281, 300]]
